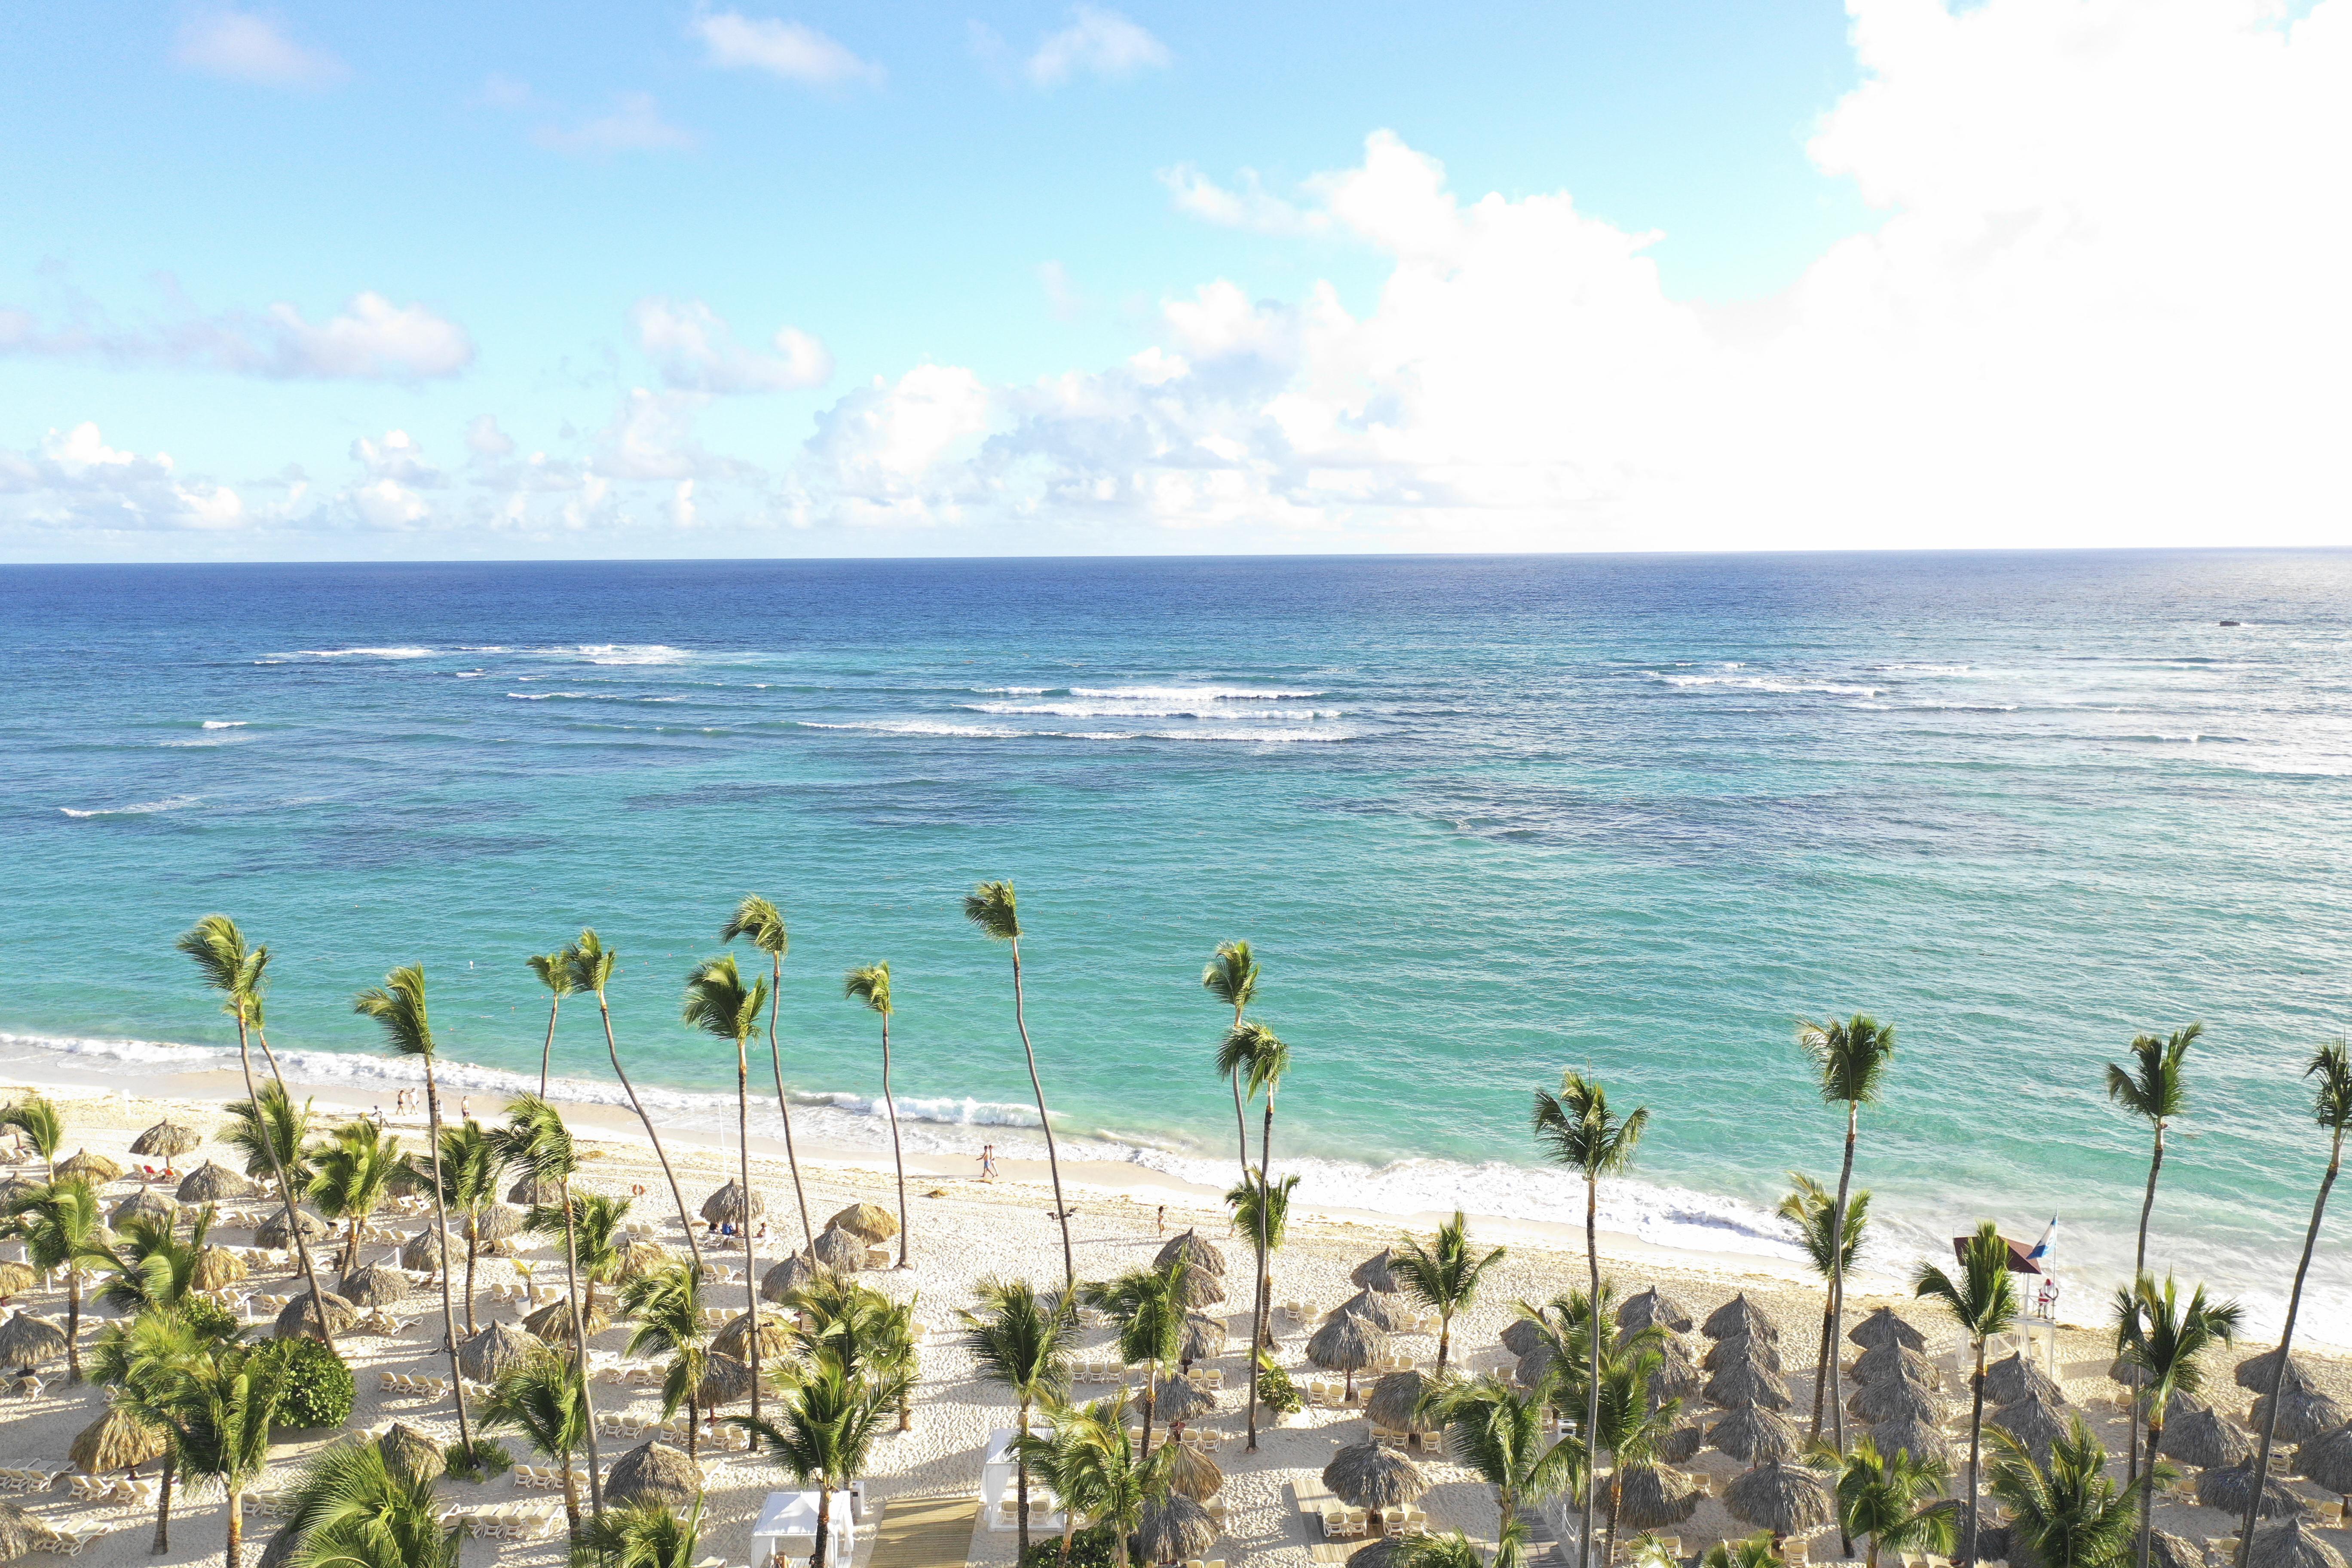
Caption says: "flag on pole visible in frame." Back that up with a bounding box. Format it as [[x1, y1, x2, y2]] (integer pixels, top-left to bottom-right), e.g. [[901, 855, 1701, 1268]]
[[2025, 1218, 2057, 1269]]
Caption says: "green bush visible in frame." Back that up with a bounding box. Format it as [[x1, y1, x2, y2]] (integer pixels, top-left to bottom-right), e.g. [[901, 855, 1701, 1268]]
[[443, 1438, 513, 1483], [1018, 1524, 1117, 1568], [178, 1297, 241, 1343], [256, 1336, 355, 1429], [1255, 1352, 1303, 1417]]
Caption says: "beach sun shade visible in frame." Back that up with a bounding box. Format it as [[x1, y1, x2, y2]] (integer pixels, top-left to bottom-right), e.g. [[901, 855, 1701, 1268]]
[[1990, 1389, 2074, 1468], [1705, 1362, 1792, 1412], [2196, 1458, 2309, 1520], [696, 1352, 753, 1408], [1334, 1287, 1407, 1334], [700, 1180, 763, 1225], [0, 1264, 35, 1297], [130, 1121, 202, 1158], [1849, 1378, 1949, 1427], [274, 1291, 358, 1343], [1952, 1233, 2043, 1274], [110, 1191, 177, 1230], [1351, 1249, 1400, 1294], [2294, 1423, 2352, 1502], [1135, 1494, 1217, 1565], [1180, 1311, 1228, 1364], [2160, 1406, 2254, 1470], [712, 1309, 792, 1363], [761, 1253, 821, 1303], [2247, 1515, 2349, 1568], [1160, 1441, 1224, 1501], [828, 1202, 898, 1242], [1869, 1415, 1953, 1467], [176, 1162, 256, 1204], [399, 1226, 460, 1273], [456, 1319, 540, 1381], [506, 1172, 562, 1207], [1703, 1295, 1779, 1344], [523, 1295, 611, 1340], [1153, 1228, 1224, 1277], [2239, 1348, 2319, 1396], [55, 1151, 121, 1184], [1708, 1405, 1801, 1464], [1323, 1440, 1429, 1509], [1725, 1458, 1834, 1537], [1152, 1372, 1215, 1423], [1980, 1351, 2061, 1409], [1308, 1314, 1388, 1396], [1659, 1423, 1708, 1465], [617, 1240, 672, 1282], [606, 1441, 700, 1508], [1848, 1306, 1927, 1352], [256, 1208, 329, 1249], [1366, 1369, 1435, 1433], [2149, 1533, 2208, 1568], [465, 1203, 524, 1250], [1516, 1345, 1559, 1389], [1705, 1331, 1784, 1375], [1167, 1268, 1226, 1311], [1617, 1465, 1705, 1529], [71, 1407, 165, 1475], [810, 1226, 867, 1274], [0, 1500, 42, 1563], [1500, 1317, 1546, 1357], [1345, 1542, 1413, 1568], [337, 1263, 410, 1308], [378, 1423, 445, 1482], [1852, 1342, 1942, 1390], [2254, 1385, 2348, 1446], [1651, 1338, 1704, 1403], [1620, 1286, 1696, 1338]]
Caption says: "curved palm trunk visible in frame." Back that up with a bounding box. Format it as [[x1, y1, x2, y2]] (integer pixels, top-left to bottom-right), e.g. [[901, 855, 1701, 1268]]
[[224, 1483, 243, 1568], [64, 1272, 81, 1384], [463, 1229, 480, 1336], [539, 995, 562, 1099], [1248, 1086, 1276, 1451], [735, 1039, 761, 1429], [1008, 940, 1074, 1290], [591, 989, 702, 1272], [235, 1020, 335, 1354], [2141, 1407, 2168, 1568], [2238, 1122, 2343, 1568], [559, 1176, 603, 1517], [421, 1057, 470, 1450], [1016, 1393, 1034, 1557], [684, 1392, 698, 1461], [879, 1017, 909, 1268], [1578, 1180, 1602, 1568], [764, 962, 814, 1252], [2126, 1125, 2165, 1487], [1821, 1102, 1858, 1454], [1962, 1336, 1988, 1568], [1436, 1309, 1454, 1376]]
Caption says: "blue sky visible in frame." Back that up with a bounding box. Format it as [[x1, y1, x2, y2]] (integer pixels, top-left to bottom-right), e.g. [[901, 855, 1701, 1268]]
[[2, 1, 2343, 559]]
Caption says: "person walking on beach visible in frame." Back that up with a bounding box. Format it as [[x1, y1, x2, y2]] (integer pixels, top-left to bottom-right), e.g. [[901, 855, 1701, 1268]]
[[979, 1143, 998, 1182], [1156, 1204, 1165, 1235]]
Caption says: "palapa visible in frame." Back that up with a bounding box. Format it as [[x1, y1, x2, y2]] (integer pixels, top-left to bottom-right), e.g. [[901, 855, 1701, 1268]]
[[2110, 1357, 2150, 1391], [505, 1172, 561, 1207], [1366, 1369, 1435, 1433], [463, 1203, 524, 1252], [810, 1226, 867, 1274], [255, 1208, 328, 1248], [1703, 1295, 1778, 1344], [1620, 1286, 1695, 1337], [176, 1162, 255, 1204], [1517, 1345, 1559, 1389], [1500, 1317, 1547, 1357], [1651, 1338, 1704, 1403], [829, 1202, 898, 1242], [0, 1313, 66, 1368], [2294, 1422, 2352, 1501], [1705, 1332, 1783, 1375], [111, 1190, 178, 1229], [1848, 1306, 1926, 1352], [0, 1264, 35, 1298], [1153, 1373, 1215, 1423], [1724, 1458, 1834, 1538], [55, 1151, 121, 1183], [2254, 1386, 2347, 1446], [1135, 1494, 1217, 1565], [700, 1180, 764, 1225], [1849, 1378, 1948, 1426], [1617, 1465, 1704, 1529], [712, 1309, 792, 1363], [1168, 1268, 1226, 1311], [1852, 1342, 1941, 1390], [2196, 1458, 2308, 1520], [1990, 1390, 2073, 1467], [1334, 1287, 1409, 1334], [1351, 1249, 1400, 1294], [606, 1441, 700, 1508], [378, 1423, 445, 1481], [2150, 1533, 2207, 1568], [339, 1264, 410, 1309], [0, 1501, 40, 1563], [1981, 1352, 2062, 1409], [761, 1254, 821, 1303], [456, 1319, 539, 1381], [1323, 1441, 1428, 1509], [1153, 1228, 1224, 1277], [275, 1291, 358, 1342], [1308, 1313, 1387, 1396], [1870, 1414, 1954, 1467], [1659, 1424, 1706, 1466], [1709, 1405, 1800, 1464], [1180, 1311, 1228, 1365], [130, 1121, 202, 1158], [399, 1226, 459, 1274], [1705, 1362, 1792, 1411], [70, 1407, 165, 1474], [2160, 1406, 2254, 1470], [697, 1353, 753, 1408], [2247, 1515, 2347, 1568], [1160, 1442, 1223, 1501], [617, 1240, 672, 1282], [191, 1244, 245, 1293], [523, 1296, 611, 1340], [1347, 1543, 1414, 1568], [2239, 1348, 2318, 1395]]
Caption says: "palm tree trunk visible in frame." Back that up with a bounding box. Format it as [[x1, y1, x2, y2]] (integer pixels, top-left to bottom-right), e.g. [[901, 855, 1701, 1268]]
[[1579, 1179, 1601, 1568], [1008, 940, 1075, 1290], [765, 962, 814, 1253], [1822, 1103, 1857, 1453], [234, 1020, 335, 1354], [151, 1452, 174, 1552], [561, 1455, 581, 1545], [592, 991, 702, 1273], [1141, 1382, 1157, 1462], [2141, 1411, 2165, 1568], [464, 1233, 480, 1336], [560, 1178, 603, 1517], [1016, 1390, 1034, 1557], [65, 1273, 80, 1384], [813, 1490, 831, 1568], [1809, 1302, 1834, 1443], [880, 1018, 909, 1268], [421, 1058, 471, 1450], [685, 1393, 698, 1461], [1250, 1090, 1276, 1451], [2238, 1124, 2343, 1568], [540, 996, 561, 1099], [1963, 1338, 1987, 1568], [2126, 1127, 2164, 1486], [735, 1042, 761, 1430], [1437, 1311, 1452, 1376], [224, 1485, 242, 1568]]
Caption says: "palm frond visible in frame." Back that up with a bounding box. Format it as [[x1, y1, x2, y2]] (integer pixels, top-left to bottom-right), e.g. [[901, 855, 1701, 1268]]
[[682, 955, 766, 1043], [842, 963, 891, 1017], [963, 881, 1021, 942], [1797, 1014, 1897, 1107], [721, 896, 789, 958], [352, 966, 434, 1059], [1200, 940, 1258, 1012]]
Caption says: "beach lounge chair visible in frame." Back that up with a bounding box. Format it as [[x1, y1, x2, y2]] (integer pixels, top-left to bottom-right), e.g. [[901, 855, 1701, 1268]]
[[1785, 1541, 1810, 1568]]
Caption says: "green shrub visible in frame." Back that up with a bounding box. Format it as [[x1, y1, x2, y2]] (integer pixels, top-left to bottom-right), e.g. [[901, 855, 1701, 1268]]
[[256, 1336, 354, 1429], [1254, 1351, 1303, 1416], [443, 1438, 513, 1482], [1018, 1524, 1117, 1568], [178, 1297, 241, 1343]]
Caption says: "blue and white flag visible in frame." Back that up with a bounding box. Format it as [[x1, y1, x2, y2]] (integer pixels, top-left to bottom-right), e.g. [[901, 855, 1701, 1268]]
[[2025, 1218, 2057, 1269]]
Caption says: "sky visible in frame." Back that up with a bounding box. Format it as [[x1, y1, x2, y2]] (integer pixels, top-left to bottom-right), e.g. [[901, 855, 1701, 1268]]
[[1, 0, 2346, 561]]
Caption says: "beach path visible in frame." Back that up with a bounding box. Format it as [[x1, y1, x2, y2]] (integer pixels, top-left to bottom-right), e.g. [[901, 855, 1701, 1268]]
[[867, 1494, 980, 1568]]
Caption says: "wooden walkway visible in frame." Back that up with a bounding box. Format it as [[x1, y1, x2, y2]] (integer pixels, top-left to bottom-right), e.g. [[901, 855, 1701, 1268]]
[[866, 1495, 980, 1568]]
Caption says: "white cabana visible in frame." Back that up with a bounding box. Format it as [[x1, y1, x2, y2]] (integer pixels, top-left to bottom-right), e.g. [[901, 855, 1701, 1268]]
[[750, 1490, 858, 1567], [980, 1427, 1067, 1532]]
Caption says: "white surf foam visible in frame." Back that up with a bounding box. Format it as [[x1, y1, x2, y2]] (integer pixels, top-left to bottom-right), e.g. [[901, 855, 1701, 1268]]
[[283, 646, 437, 659], [58, 796, 199, 819], [201, 720, 248, 729], [1068, 685, 1325, 701]]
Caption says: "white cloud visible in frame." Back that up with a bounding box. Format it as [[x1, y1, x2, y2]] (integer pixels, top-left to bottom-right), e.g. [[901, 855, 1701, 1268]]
[[273, 294, 474, 379], [465, 415, 516, 458], [0, 288, 472, 381], [173, 11, 347, 92], [1026, 6, 1170, 87], [350, 430, 444, 487], [1158, 164, 1325, 235], [632, 298, 833, 394], [347, 478, 429, 530], [0, 423, 245, 534], [532, 92, 695, 156], [802, 364, 992, 522], [692, 12, 883, 87]]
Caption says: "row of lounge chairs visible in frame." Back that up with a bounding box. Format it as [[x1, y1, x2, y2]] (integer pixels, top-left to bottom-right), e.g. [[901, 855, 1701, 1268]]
[[443, 1503, 563, 1540], [0, 1464, 71, 1492], [67, 1475, 158, 1507], [378, 1372, 451, 1397]]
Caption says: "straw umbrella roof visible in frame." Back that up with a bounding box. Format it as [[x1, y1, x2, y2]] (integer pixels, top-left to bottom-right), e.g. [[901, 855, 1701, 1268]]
[[1181, 1312, 1228, 1365], [1335, 1287, 1409, 1334], [2294, 1422, 2352, 1497], [1850, 1378, 1948, 1426], [55, 1151, 120, 1183], [1518, 1345, 1560, 1389], [378, 1423, 445, 1482], [1853, 1342, 1941, 1390], [1621, 1287, 1695, 1337], [1705, 1363, 1792, 1411], [177, 1162, 255, 1204], [1871, 1415, 1954, 1467], [697, 1353, 753, 1409], [1849, 1307, 1927, 1352], [607, 1442, 700, 1508], [1619, 1466, 1705, 1530], [2161, 1407, 2254, 1470], [1709, 1405, 1800, 1464], [464, 1204, 524, 1250], [1659, 1424, 1707, 1465], [617, 1240, 672, 1282], [1982, 1352, 2062, 1409], [1705, 1332, 1783, 1375], [275, 1291, 358, 1342], [1703, 1295, 1778, 1343], [1160, 1442, 1224, 1502], [1153, 1373, 1215, 1423], [0, 1501, 41, 1563], [1991, 1390, 2073, 1468], [0, 1313, 65, 1367], [71, 1407, 165, 1475], [810, 1227, 867, 1274], [0, 1179, 28, 1210], [1345, 1543, 1414, 1568], [186, 1243, 245, 1296], [2240, 1349, 2319, 1396], [0, 1264, 34, 1298], [830, 1202, 899, 1242], [2248, 1516, 2346, 1568], [400, 1226, 459, 1273], [1153, 1229, 1224, 1277], [1652, 1339, 1703, 1404], [2254, 1386, 2348, 1447], [1136, 1494, 1217, 1566], [256, 1208, 328, 1248], [1500, 1317, 1546, 1357], [505, 1173, 561, 1207], [700, 1181, 763, 1225], [1351, 1250, 1400, 1294], [1169, 1268, 1226, 1311], [456, 1320, 539, 1381], [1309, 1314, 1387, 1375], [1367, 1369, 1436, 1433], [1323, 1441, 1428, 1509], [762, 1254, 821, 1303], [1725, 1459, 1834, 1537], [339, 1264, 410, 1309], [713, 1310, 792, 1363], [131, 1122, 202, 1158], [2149, 1534, 2207, 1568], [2196, 1459, 2308, 1519], [523, 1296, 612, 1340]]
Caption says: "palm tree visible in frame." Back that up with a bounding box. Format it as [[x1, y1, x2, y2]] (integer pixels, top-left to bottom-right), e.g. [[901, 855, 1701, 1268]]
[[1084, 1262, 1187, 1460], [964, 880, 1074, 1289], [1216, 1017, 1290, 1451], [495, 1093, 603, 1516], [569, 930, 702, 1274], [1222, 1171, 1296, 1325], [2239, 1040, 2352, 1568], [1915, 1220, 2021, 1566], [221, 1083, 317, 1194], [1202, 940, 1260, 1191], [734, 1350, 902, 1568], [1419, 1372, 1586, 1565], [351, 964, 469, 1450], [568, 1191, 632, 1323], [310, 1118, 402, 1274], [2113, 1273, 2239, 1568], [89, 1307, 211, 1552], [1778, 1172, 1870, 1459], [1988, 1419, 2142, 1568], [961, 1278, 1072, 1556], [0, 1096, 63, 1177], [841, 962, 911, 1269], [423, 1119, 500, 1335], [2106, 1022, 2199, 1485], [1698, 1536, 1786, 1568], [620, 1259, 710, 1461], [579, 1499, 702, 1568], [1532, 1070, 1649, 1568], [1824, 1434, 1955, 1568], [87, 1206, 217, 1316], [683, 952, 773, 1424], [1393, 1210, 1507, 1375], [1593, 1341, 1684, 1552], [159, 1338, 284, 1568], [1011, 1396, 1158, 1568], [279, 1428, 460, 1568], [527, 947, 578, 1099], [722, 895, 814, 1251], [4, 1176, 101, 1381], [180, 916, 337, 1351], [481, 1345, 595, 1543], [1797, 1013, 1896, 1449]]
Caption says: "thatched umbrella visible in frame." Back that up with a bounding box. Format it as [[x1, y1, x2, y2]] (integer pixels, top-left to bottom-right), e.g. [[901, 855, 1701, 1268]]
[[177, 1162, 255, 1204], [1853, 1342, 1941, 1389], [339, 1264, 409, 1309], [275, 1291, 357, 1342], [190, 1246, 246, 1293], [2239, 1349, 2318, 1396], [456, 1320, 538, 1382], [1709, 1405, 1800, 1464], [378, 1423, 445, 1482], [0, 1264, 34, 1299], [71, 1407, 164, 1474], [1850, 1378, 1948, 1426], [1703, 1295, 1778, 1344], [617, 1240, 672, 1282], [2248, 1516, 2346, 1568], [1169, 1269, 1226, 1311], [256, 1208, 328, 1249], [810, 1226, 867, 1274], [1871, 1415, 1954, 1467], [1135, 1494, 1217, 1566], [829, 1203, 898, 1243], [1517, 1344, 1559, 1389], [607, 1441, 699, 1508], [1323, 1441, 1428, 1509], [110, 1190, 178, 1230], [2196, 1458, 2308, 1519], [1849, 1307, 1926, 1352], [1180, 1312, 1228, 1365], [131, 1122, 201, 1159], [1652, 1338, 1704, 1403], [1160, 1442, 1224, 1502], [464, 1204, 524, 1254], [1351, 1250, 1400, 1294], [1335, 1287, 1409, 1334], [1367, 1369, 1435, 1434], [1153, 1229, 1224, 1277], [1500, 1317, 1546, 1357], [399, 1226, 459, 1274], [2149, 1533, 2207, 1568], [1347, 1543, 1414, 1568], [1981, 1352, 2061, 1409], [696, 1353, 753, 1409], [1725, 1459, 1834, 1540], [1705, 1332, 1783, 1375], [1705, 1362, 1792, 1411], [1660, 1424, 1707, 1465], [1618, 1465, 1704, 1529], [55, 1151, 121, 1184], [0, 1501, 42, 1562], [2294, 1423, 2352, 1504], [1153, 1373, 1215, 1424], [761, 1254, 821, 1303], [1309, 1313, 1387, 1398], [713, 1310, 792, 1363], [523, 1296, 611, 1340], [1620, 1287, 1695, 1337], [0, 1312, 64, 1368], [700, 1181, 763, 1226], [2161, 1406, 2254, 1470], [2254, 1386, 2347, 1446], [505, 1172, 561, 1207], [1991, 1390, 2073, 1467]]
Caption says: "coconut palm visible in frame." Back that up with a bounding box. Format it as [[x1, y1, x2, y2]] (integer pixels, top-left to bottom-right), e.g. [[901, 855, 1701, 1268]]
[[180, 916, 338, 1351], [89, 1308, 214, 1552], [422, 1119, 501, 1335], [480, 1344, 594, 1543], [220, 1083, 317, 1194], [840, 963, 911, 1270], [964, 881, 1074, 1289], [1216, 1017, 1291, 1451], [3, 1176, 101, 1381], [2106, 1023, 2199, 1483], [1779, 1171, 1869, 1449], [2114, 1272, 2239, 1568], [1202, 940, 1261, 1189], [1699, 1535, 1786, 1568], [721, 895, 815, 1253], [527, 947, 578, 1098], [1797, 1013, 1896, 1448], [1824, 1434, 1956, 1568], [733, 1349, 902, 1568], [1419, 1372, 1586, 1566], [569, 1191, 633, 1321], [86, 1206, 217, 1316], [621, 1259, 711, 1461], [309, 1118, 402, 1275], [496, 1093, 604, 1515], [1084, 1262, 1188, 1460], [1592, 1341, 1686, 1551], [0, 1096, 62, 1177], [2239, 1041, 2352, 1568], [1915, 1220, 2021, 1566], [156, 1338, 284, 1568], [351, 964, 469, 1449], [961, 1278, 1072, 1556], [579, 1498, 701, 1568], [569, 930, 703, 1274], [279, 1428, 459, 1568], [684, 952, 773, 1424], [1012, 1395, 1151, 1568], [1393, 1210, 1507, 1376], [1988, 1418, 2143, 1568], [1223, 1170, 1297, 1366], [1532, 1070, 1649, 1568]]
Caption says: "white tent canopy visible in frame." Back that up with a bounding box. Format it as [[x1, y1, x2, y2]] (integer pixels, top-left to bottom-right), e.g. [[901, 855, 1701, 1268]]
[[750, 1491, 858, 1567], [980, 1427, 1067, 1532]]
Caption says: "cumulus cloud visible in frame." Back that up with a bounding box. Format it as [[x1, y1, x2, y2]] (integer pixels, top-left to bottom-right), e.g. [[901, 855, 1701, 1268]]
[[531, 92, 695, 155], [0, 424, 245, 533], [173, 11, 347, 92], [802, 364, 992, 522], [350, 430, 444, 487], [465, 415, 516, 459], [0, 289, 473, 381], [692, 12, 882, 87], [1026, 6, 1170, 87], [632, 298, 833, 394], [1158, 164, 1325, 235]]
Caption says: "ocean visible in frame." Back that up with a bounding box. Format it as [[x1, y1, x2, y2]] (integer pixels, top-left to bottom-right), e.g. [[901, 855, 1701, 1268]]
[[3, 551, 2348, 1337]]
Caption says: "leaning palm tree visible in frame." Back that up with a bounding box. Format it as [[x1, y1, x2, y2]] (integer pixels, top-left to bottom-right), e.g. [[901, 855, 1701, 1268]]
[[352, 964, 469, 1451], [965, 880, 1074, 1289], [2239, 1041, 2352, 1568], [527, 946, 578, 1098], [423, 1119, 499, 1335], [90, 1307, 210, 1553], [1012, 1396, 1160, 1568], [86, 1207, 214, 1317], [179, 916, 337, 1351], [1825, 1433, 1955, 1568], [480, 1345, 594, 1543], [2114, 1272, 2239, 1568], [2106, 1022, 2199, 1484], [0, 1096, 62, 1177], [1084, 1262, 1187, 1460], [841, 962, 911, 1269], [1420, 1371, 1586, 1565], [220, 1082, 316, 1194], [3, 1176, 101, 1381], [1797, 1013, 1896, 1448], [620, 1259, 710, 1461], [578, 1498, 701, 1568], [495, 1094, 603, 1516], [1532, 1070, 1649, 1568], [309, 1118, 401, 1274], [158, 1338, 283, 1568], [1202, 940, 1261, 1192], [1393, 1210, 1508, 1375], [1916, 1220, 2021, 1566], [683, 952, 772, 1424], [1779, 1171, 1870, 1451], [279, 1427, 459, 1568], [1988, 1419, 2143, 1568], [569, 930, 702, 1274], [732, 1349, 902, 1568], [721, 895, 815, 1251], [1217, 1017, 1291, 1451], [961, 1278, 1072, 1556]]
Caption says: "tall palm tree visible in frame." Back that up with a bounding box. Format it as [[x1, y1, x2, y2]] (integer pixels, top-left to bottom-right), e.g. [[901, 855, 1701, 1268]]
[[579, 1499, 702, 1568], [86, 1206, 216, 1316], [1392, 1210, 1508, 1375], [2106, 1022, 2199, 1486], [965, 880, 1074, 1289], [4, 1176, 101, 1381], [961, 1278, 1072, 1556], [568, 1191, 632, 1323], [620, 1259, 710, 1461], [423, 1119, 500, 1336], [683, 952, 773, 1424], [279, 1428, 460, 1568], [481, 1345, 595, 1543], [352, 964, 469, 1451], [1222, 1170, 1297, 1330], [1778, 1171, 1871, 1456], [1216, 1017, 1290, 1451], [221, 1083, 317, 1195], [1824, 1434, 1956, 1568], [0, 1096, 63, 1177], [842, 962, 911, 1269], [1202, 940, 1261, 1192], [527, 947, 578, 1099], [1915, 1220, 2021, 1567], [180, 916, 337, 1351], [1987, 1420, 2142, 1568], [1419, 1371, 1586, 1567], [1084, 1262, 1187, 1460], [2113, 1273, 2239, 1568], [1011, 1395, 1161, 1568], [159, 1338, 284, 1568], [1532, 1070, 1649, 1568], [1592, 1341, 1684, 1552], [496, 1093, 603, 1516], [310, 1118, 401, 1274], [734, 1349, 903, 1568], [90, 1307, 214, 1553], [1797, 1013, 1896, 1449], [568, 930, 702, 1274], [722, 895, 814, 1251], [2238, 1040, 2352, 1568]]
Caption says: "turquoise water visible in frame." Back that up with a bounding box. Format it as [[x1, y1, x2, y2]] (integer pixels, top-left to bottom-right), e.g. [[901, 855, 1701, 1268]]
[[3, 553, 2348, 1332]]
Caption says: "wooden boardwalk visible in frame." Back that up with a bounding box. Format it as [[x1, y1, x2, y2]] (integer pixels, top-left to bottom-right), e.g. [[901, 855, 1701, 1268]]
[[866, 1495, 981, 1568]]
